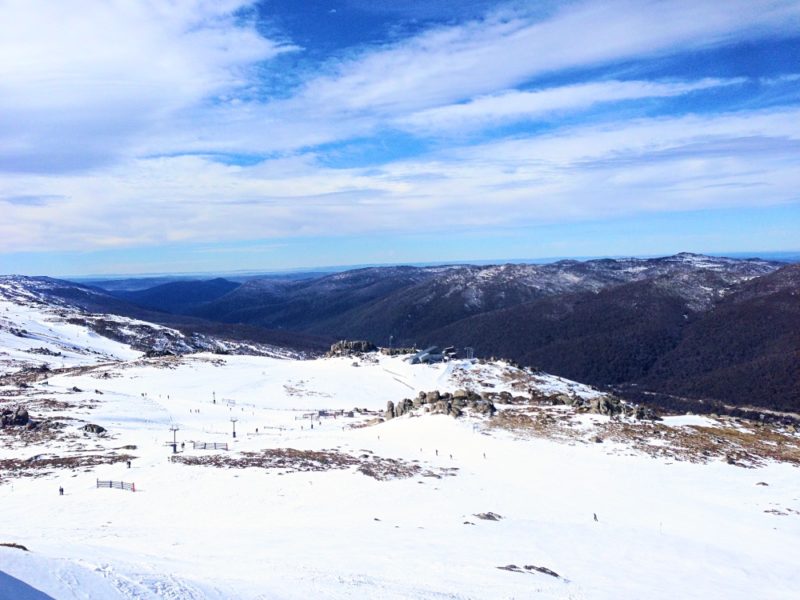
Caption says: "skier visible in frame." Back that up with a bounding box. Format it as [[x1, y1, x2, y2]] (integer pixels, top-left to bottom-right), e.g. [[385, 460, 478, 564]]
[[59, 486, 64, 496]]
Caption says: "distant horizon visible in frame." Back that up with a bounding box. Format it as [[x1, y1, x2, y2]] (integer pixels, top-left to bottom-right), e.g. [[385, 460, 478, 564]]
[[26, 249, 800, 282]]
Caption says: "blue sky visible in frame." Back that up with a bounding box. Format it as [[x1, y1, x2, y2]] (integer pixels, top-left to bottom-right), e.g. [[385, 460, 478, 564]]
[[0, 0, 799, 276]]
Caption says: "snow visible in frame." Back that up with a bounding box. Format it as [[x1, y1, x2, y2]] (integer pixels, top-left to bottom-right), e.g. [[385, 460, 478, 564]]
[[1, 292, 799, 599], [0, 299, 141, 374], [661, 414, 719, 427]]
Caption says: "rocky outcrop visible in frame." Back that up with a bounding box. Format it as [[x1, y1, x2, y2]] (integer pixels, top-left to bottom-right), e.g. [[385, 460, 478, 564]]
[[1, 406, 31, 428], [380, 347, 417, 356], [384, 389, 496, 420], [541, 393, 659, 420], [82, 423, 107, 435], [327, 340, 377, 357]]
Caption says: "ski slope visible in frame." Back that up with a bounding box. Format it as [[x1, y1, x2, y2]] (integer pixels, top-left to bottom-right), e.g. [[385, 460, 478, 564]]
[[1, 296, 799, 599]]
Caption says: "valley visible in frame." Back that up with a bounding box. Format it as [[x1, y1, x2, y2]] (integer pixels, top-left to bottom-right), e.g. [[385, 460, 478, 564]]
[[1, 274, 799, 599]]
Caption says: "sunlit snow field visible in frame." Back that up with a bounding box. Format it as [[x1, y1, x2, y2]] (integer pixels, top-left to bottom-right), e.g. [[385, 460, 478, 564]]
[[0, 295, 798, 599]]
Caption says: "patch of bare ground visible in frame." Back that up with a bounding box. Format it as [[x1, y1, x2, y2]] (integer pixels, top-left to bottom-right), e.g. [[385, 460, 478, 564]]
[[0, 362, 120, 387], [170, 448, 453, 481], [488, 407, 579, 442], [497, 564, 560, 578], [0, 452, 136, 482], [0, 420, 78, 449], [489, 405, 800, 467], [1, 396, 96, 413], [764, 507, 800, 516], [0, 542, 28, 551], [597, 420, 800, 467]]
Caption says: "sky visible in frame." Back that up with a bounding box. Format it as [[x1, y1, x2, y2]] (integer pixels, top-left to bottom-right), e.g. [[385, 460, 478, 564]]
[[0, 0, 799, 277]]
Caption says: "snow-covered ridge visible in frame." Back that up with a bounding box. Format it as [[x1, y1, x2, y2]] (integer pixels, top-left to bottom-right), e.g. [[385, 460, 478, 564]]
[[400, 253, 781, 311], [0, 276, 297, 371], [0, 296, 142, 375]]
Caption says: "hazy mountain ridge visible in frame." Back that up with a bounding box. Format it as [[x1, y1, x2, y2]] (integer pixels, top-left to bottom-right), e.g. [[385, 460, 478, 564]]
[[165, 253, 777, 338], [112, 278, 241, 314], [14, 253, 798, 413], [0, 276, 331, 356]]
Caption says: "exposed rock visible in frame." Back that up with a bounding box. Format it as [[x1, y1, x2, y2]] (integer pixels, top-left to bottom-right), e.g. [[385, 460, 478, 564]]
[[589, 397, 620, 416], [474, 512, 503, 521], [496, 563, 560, 578], [145, 349, 175, 358], [326, 340, 377, 357], [394, 398, 414, 418], [0, 542, 29, 552], [385, 401, 395, 420], [380, 347, 417, 356], [1, 406, 31, 427], [82, 423, 106, 435], [524, 565, 560, 578], [632, 404, 660, 421], [469, 400, 497, 416]]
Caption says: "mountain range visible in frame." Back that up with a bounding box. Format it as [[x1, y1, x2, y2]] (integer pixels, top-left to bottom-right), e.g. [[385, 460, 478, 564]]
[[4, 252, 798, 414]]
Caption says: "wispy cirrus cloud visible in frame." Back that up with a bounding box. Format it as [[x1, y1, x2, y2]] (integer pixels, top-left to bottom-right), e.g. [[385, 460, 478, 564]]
[[290, 0, 799, 116], [3, 105, 799, 254], [395, 78, 747, 134]]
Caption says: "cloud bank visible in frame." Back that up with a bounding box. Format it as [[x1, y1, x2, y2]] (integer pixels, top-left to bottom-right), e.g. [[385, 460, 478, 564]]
[[0, 0, 798, 260]]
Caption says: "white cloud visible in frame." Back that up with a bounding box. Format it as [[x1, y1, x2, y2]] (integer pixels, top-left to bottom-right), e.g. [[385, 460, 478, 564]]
[[0, 0, 292, 172], [292, 0, 800, 116], [2, 106, 799, 253], [0, 0, 799, 259], [396, 78, 745, 133]]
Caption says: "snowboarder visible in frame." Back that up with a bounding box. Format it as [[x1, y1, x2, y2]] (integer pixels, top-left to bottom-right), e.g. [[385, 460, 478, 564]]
[[127, 460, 131, 468], [593, 513, 598, 522], [59, 486, 63, 496]]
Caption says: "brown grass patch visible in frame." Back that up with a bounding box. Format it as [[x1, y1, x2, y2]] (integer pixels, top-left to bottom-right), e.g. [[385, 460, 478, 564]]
[[0, 452, 136, 482], [171, 448, 451, 481]]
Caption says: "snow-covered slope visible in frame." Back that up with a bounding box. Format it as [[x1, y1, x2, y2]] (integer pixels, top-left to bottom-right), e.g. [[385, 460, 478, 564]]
[[0, 277, 297, 378], [0, 295, 142, 375], [1, 289, 799, 599]]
